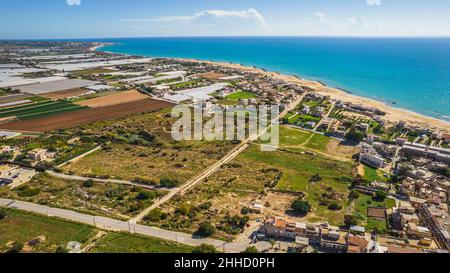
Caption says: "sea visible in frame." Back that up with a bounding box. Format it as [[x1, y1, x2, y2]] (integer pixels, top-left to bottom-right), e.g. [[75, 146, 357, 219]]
[[94, 37, 450, 122]]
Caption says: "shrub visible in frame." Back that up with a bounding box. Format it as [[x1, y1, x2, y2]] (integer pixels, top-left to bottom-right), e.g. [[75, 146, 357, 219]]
[[242, 246, 260, 253], [17, 186, 40, 197], [195, 221, 216, 237], [344, 215, 358, 227], [55, 246, 69, 253], [7, 242, 24, 253], [145, 208, 167, 222], [159, 177, 181, 188], [83, 179, 94, 188], [241, 207, 250, 215], [328, 202, 343, 211], [349, 190, 360, 200], [375, 190, 387, 200], [191, 244, 218, 253], [291, 198, 311, 215], [309, 174, 323, 183], [0, 209, 7, 220], [198, 202, 212, 211]]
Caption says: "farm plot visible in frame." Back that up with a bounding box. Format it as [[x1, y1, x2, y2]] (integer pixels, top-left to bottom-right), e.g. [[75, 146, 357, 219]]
[[41, 88, 91, 100], [75, 90, 149, 108], [0, 100, 86, 120], [0, 98, 173, 132]]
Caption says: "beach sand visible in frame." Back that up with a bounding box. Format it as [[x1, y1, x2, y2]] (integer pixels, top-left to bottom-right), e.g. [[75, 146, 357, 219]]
[[174, 58, 450, 132]]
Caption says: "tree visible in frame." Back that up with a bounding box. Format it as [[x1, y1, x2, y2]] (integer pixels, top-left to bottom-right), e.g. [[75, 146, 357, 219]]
[[191, 244, 218, 253], [195, 221, 216, 237], [349, 190, 360, 200], [242, 246, 260, 253], [346, 128, 364, 142], [328, 202, 343, 211], [136, 191, 150, 200], [344, 215, 358, 227], [83, 179, 94, 188], [55, 246, 69, 253], [291, 199, 311, 215], [375, 190, 387, 200]]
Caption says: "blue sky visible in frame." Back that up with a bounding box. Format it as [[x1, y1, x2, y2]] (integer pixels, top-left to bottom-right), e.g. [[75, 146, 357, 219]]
[[1, 0, 449, 38]]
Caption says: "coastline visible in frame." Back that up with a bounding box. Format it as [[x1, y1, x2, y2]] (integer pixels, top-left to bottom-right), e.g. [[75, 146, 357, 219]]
[[94, 46, 450, 132]]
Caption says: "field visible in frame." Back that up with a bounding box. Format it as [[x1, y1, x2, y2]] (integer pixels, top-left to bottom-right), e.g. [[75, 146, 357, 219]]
[[90, 232, 195, 253], [363, 165, 389, 182], [0, 98, 173, 132], [75, 90, 149, 108], [0, 208, 96, 253], [0, 100, 86, 120], [226, 91, 256, 100], [198, 72, 226, 80], [353, 193, 396, 232], [0, 173, 165, 220], [41, 88, 90, 100]]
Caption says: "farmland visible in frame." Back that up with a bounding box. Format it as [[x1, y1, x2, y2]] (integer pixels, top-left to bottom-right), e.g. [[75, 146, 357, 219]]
[[0, 100, 86, 120], [75, 90, 148, 107], [41, 88, 90, 100], [0, 98, 173, 132]]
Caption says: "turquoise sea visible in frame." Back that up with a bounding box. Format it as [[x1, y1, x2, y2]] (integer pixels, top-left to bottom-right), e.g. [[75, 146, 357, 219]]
[[96, 37, 450, 121]]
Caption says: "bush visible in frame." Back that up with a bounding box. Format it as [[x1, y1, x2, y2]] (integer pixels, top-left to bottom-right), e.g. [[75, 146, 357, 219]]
[[291, 199, 311, 215], [83, 179, 94, 188], [7, 242, 24, 253], [375, 190, 387, 200], [145, 208, 167, 222], [195, 221, 216, 237], [242, 246, 260, 253], [309, 174, 323, 183], [192, 244, 218, 253], [55, 246, 69, 253], [241, 207, 250, 215], [349, 190, 360, 200], [0, 209, 7, 220], [198, 202, 212, 211], [159, 177, 181, 188], [328, 202, 343, 211], [344, 215, 358, 227], [17, 186, 40, 197]]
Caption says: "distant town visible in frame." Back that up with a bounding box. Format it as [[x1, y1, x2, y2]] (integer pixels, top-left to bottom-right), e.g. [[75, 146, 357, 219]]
[[0, 41, 449, 254]]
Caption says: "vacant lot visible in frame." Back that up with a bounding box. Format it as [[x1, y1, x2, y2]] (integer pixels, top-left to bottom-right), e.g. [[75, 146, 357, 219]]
[[75, 90, 149, 108], [42, 88, 90, 100], [226, 91, 256, 100], [0, 100, 86, 121], [0, 98, 173, 132], [197, 72, 227, 80], [0, 173, 165, 220], [90, 232, 194, 253], [0, 208, 96, 253]]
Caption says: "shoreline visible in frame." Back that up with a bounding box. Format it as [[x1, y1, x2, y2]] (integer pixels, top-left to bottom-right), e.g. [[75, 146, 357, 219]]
[[94, 45, 450, 132]]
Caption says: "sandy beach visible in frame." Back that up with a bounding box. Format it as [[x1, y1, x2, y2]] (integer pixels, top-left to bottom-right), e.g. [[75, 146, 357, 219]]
[[173, 58, 450, 132]]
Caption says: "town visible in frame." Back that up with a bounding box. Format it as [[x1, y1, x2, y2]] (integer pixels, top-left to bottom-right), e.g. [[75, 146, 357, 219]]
[[0, 41, 449, 254]]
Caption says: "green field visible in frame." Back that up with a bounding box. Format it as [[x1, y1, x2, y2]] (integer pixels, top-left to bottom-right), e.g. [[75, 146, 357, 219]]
[[353, 193, 395, 232], [279, 126, 313, 146], [226, 91, 256, 100], [304, 133, 330, 152], [0, 100, 86, 120], [0, 208, 95, 253], [363, 165, 389, 182], [90, 232, 195, 253]]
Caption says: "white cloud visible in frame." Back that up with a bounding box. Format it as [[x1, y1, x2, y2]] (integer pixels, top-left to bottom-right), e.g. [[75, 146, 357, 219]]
[[124, 8, 267, 28], [366, 0, 381, 6], [66, 0, 81, 6]]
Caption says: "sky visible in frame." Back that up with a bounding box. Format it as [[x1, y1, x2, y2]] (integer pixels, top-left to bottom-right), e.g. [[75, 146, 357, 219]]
[[1, 0, 450, 39]]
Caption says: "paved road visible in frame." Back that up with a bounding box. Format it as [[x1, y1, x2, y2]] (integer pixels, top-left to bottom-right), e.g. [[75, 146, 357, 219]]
[[46, 170, 172, 191], [0, 198, 252, 253], [131, 94, 306, 223]]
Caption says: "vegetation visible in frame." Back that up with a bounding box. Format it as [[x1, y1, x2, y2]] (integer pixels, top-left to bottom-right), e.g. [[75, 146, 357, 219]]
[[191, 244, 218, 253], [291, 199, 311, 215], [195, 221, 216, 238], [242, 246, 260, 253], [226, 91, 256, 100], [0, 100, 86, 120]]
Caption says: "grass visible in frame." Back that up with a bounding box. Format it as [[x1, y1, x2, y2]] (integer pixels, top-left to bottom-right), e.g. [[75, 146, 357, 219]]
[[0, 208, 96, 253], [353, 193, 395, 231], [304, 134, 330, 152], [217, 99, 238, 106], [0, 100, 86, 120], [363, 165, 389, 182], [279, 126, 313, 146], [90, 232, 195, 253], [226, 91, 256, 100]]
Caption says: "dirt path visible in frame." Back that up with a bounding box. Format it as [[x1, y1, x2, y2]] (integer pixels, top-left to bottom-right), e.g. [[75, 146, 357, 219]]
[[81, 231, 107, 253]]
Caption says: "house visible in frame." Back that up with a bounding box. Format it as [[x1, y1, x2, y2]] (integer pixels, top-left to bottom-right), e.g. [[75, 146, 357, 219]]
[[359, 143, 386, 169], [320, 226, 347, 252], [347, 235, 369, 253], [248, 202, 264, 214], [350, 226, 366, 236], [28, 149, 53, 162], [406, 223, 432, 239], [417, 204, 450, 250]]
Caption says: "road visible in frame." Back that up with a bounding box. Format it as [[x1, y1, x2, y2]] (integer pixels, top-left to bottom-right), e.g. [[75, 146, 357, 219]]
[[0, 197, 255, 253], [131, 94, 306, 223], [46, 170, 173, 191]]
